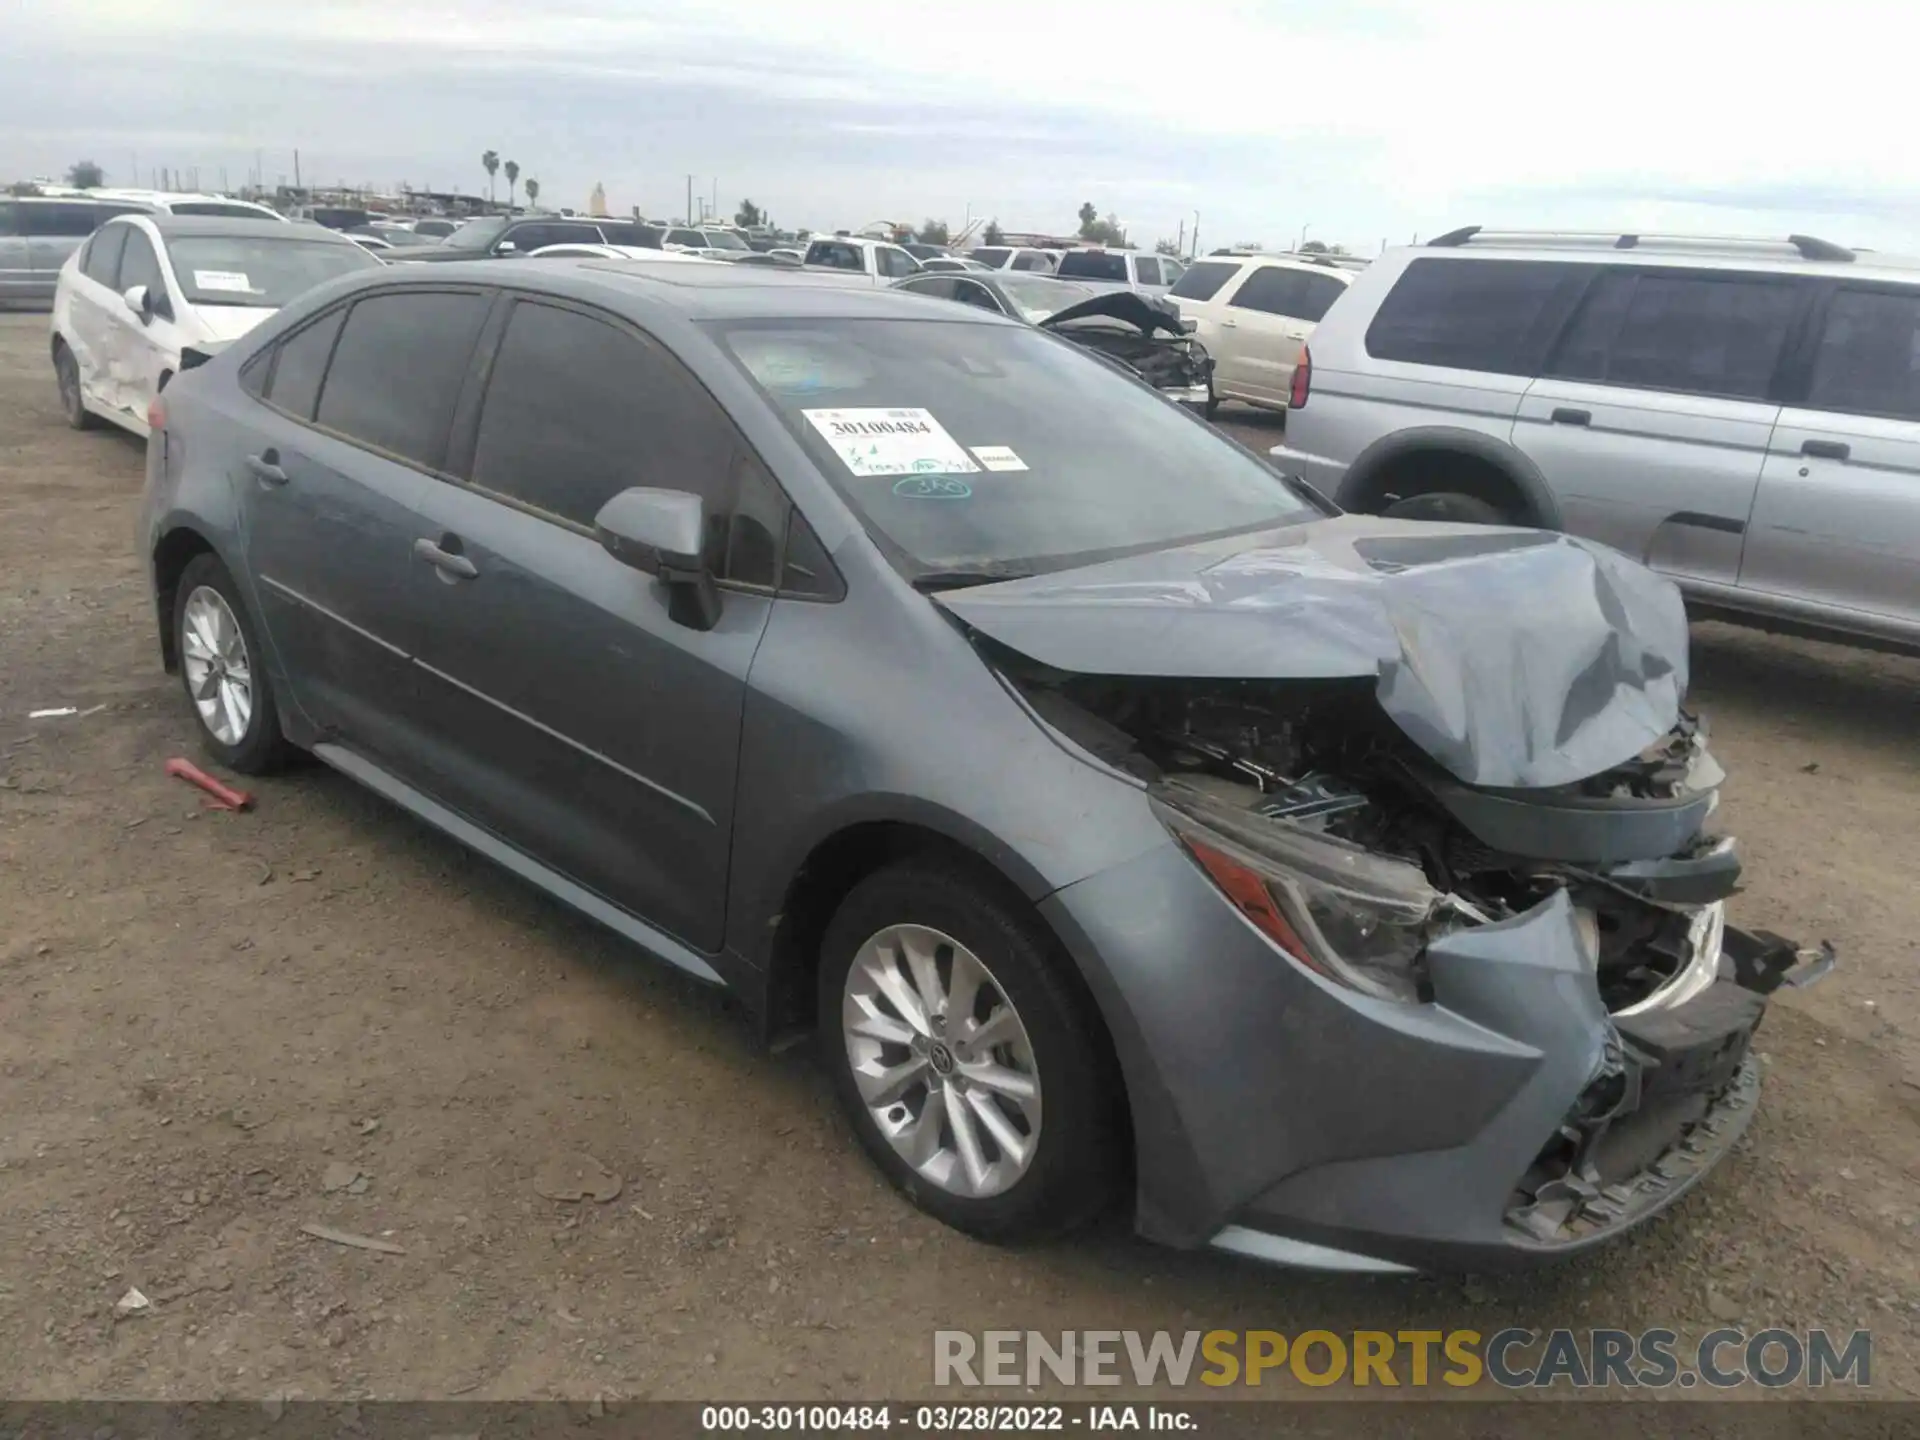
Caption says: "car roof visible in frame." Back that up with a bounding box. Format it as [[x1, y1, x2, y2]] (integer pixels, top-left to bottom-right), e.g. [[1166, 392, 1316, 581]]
[[128, 214, 363, 243], [351, 257, 1019, 323], [1402, 229, 1920, 286], [8, 193, 150, 208]]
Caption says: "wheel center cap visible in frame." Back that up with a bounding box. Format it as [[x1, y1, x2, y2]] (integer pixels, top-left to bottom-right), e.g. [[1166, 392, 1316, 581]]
[[928, 1041, 955, 1075]]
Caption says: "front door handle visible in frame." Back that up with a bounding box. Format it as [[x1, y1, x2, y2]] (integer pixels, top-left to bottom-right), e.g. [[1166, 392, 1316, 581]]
[[1800, 439, 1850, 461], [246, 451, 287, 485], [1550, 407, 1592, 426], [413, 537, 478, 580], [1221, 318, 1239, 328]]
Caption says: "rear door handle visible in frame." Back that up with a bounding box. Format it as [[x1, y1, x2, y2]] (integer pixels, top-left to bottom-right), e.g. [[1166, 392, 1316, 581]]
[[1800, 439, 1850, 461], [1550, 407, 1592, 426], [413, 537, 478, 580], [1221, 318, 1239, 328], [246, 451, 287, 485]]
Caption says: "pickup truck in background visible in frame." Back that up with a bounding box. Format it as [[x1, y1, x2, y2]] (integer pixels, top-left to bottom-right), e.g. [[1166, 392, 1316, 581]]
[[802, 236, 924, 284], [1053, 248, 1189, 296]]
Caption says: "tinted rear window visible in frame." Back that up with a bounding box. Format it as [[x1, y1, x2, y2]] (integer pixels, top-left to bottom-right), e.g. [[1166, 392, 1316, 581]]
[[1805, 286, 1920, 420], [1366, 257, 1581, 374], [21, 202, 132, 238], [316, 291, 489, 468], [265, 308, 347, 420], [1169, 260, 1242, 303], [1057, 252, 1128, 282]]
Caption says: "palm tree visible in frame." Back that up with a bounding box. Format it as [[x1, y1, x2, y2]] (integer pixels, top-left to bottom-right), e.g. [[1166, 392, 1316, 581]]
[[504, 159, 520, 211], [481, 150, 499, 206], [524, 178, 540, 211]]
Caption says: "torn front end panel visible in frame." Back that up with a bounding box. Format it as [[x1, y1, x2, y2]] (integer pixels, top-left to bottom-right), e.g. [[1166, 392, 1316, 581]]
[[989, 652, 1834, 1256]]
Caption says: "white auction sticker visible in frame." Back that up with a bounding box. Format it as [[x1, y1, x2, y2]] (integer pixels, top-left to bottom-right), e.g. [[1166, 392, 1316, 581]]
[[803, 408, 979, 478], [193, 271, 254, 293], [970, 445, 1028, 472]]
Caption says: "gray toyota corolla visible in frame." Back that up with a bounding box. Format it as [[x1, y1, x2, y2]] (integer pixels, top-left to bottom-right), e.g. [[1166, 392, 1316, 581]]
[[140, 260, 1831, 1273]]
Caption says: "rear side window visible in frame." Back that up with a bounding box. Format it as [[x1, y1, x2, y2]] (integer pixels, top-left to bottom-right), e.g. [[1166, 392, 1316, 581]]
[[1295, 272, 1348, 324], [808, 242, 863, 272], [264, 308, 347, 420], [970, 248, 1011, 268], [597, 222, 648, 246], [1058, 252, 1128, 282], [82, 225, 128, 287], [1366, 257, 1580, 374], [1135, 257, 1162, 285], [1548, 270, 1801, 401], [1228, 266, 1307, 316], [316, 291, 489, 468], [1011, 250, 1053, 272], [1169, 260, 1242, 303], [1804, 286, 1920, 421]]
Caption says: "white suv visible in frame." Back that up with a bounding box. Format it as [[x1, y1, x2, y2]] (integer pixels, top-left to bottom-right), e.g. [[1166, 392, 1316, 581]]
[[1165, 253, 1354, 417], [1273, 228, 1920, 653]]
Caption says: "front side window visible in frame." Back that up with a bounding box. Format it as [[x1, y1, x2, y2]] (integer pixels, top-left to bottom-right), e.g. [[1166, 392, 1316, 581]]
[[82, 224, 128, 287], [468, 301, 777, 581], [1548, 269, 1801, 400], [165, 235, 379, 308], [668, 229, 707, 249], [970, 248, 1012, 268], [807, 242, 864, 272], [117, 229, 165, 296], [315, 290, 490, 468], [876, 246, 919, 278], [1010, 250, 1054, 272], [1805, 286, 1920, 421], [1366, 257, 1583, 375], [1168, 260, 1242, 303], [711, 318, 1315, 578], [1135, 257, 1162, 286]]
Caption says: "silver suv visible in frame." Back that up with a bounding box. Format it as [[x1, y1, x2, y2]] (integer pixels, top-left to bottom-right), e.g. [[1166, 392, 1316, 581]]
[[1274, 229, 1920, 653]]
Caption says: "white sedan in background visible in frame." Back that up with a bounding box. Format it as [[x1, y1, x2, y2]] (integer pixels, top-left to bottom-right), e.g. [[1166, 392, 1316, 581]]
[[527, 243, 720, 264], [51, 214, 379, 437]]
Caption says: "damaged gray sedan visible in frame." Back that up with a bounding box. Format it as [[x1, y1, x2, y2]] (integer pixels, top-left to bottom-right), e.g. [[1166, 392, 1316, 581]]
[[144, 265, 1830, 1273]]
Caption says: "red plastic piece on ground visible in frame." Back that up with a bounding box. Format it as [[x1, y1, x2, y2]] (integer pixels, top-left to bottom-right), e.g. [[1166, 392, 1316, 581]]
[[164, 757, 255, 812]]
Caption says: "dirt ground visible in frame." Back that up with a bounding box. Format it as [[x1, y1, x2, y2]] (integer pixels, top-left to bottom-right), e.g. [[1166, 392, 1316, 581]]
[[2, 316, 1917, 1403]]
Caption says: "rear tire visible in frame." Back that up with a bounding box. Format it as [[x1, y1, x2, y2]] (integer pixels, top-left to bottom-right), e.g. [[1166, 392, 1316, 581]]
[[819, 861, 1123, 1243], [54, 343, 96, 431], [1383, 490, 1513, 525], [172, 553, 294, 775]]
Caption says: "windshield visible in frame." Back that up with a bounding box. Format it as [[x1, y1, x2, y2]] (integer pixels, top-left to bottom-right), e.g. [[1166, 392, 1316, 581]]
[[168, 235, 381, 307], [444, 216, 510, 250], [969, 248, 1011, 268], [993, 275, 1101, 323], [701, 230, 749, 250], [711, 319, 1312, 576]]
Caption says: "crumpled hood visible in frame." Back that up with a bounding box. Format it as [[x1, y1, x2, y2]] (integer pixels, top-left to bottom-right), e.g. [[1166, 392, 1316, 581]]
[[935, 515, 1690, 790], [188, 307, 275, 343], [1040, 290, 1187, 337]]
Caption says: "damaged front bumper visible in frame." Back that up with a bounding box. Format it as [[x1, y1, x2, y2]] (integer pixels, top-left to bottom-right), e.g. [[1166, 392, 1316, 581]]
[[1041, 843, 1834, 1275]]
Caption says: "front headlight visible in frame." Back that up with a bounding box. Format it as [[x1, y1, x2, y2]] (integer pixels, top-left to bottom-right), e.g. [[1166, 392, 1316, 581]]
[[1151, 780, 1447, 1003]]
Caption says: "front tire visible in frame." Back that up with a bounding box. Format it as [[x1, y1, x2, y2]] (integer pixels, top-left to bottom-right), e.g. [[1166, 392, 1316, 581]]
[[1383, 490, 1513, 525], [54, 342, 96, 431], [172, 553, 293, 775], [819, 862, 1123, 1242]]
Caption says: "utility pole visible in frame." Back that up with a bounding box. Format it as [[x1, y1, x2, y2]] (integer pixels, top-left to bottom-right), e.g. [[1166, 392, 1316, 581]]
[[1176, 217, 1185, 254], [711, 177, 717, 218], [1191, 210, 1200, 260], [294, 149, 302, 191], [686, 174, 693, 226]]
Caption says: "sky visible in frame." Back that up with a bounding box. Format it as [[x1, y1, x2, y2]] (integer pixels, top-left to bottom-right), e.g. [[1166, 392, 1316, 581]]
[[7, 0, 1920, 254]]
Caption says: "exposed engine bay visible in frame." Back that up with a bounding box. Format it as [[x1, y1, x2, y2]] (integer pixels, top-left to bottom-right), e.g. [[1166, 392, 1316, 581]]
[[996, 653, 1833, 1245], [1040, 291, 1212, 400]]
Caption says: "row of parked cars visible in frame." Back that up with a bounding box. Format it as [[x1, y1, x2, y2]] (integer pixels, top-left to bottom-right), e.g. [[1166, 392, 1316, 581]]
[[101, 228, 1849, 1278]]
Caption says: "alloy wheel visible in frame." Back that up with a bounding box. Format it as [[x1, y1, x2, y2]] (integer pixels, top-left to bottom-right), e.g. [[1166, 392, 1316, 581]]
[[841, 924, 1043, 1199], [180, 585, 255, 747]]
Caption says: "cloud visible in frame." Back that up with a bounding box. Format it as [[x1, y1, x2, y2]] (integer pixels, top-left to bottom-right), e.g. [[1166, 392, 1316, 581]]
[[6, 0, 1919, 252]]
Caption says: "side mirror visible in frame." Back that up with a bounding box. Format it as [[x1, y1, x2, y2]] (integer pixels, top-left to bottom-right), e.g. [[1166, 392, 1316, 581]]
[[122, 284, 153, 323], [494, 239, 518, 255], [594, 487, 721, 631]]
